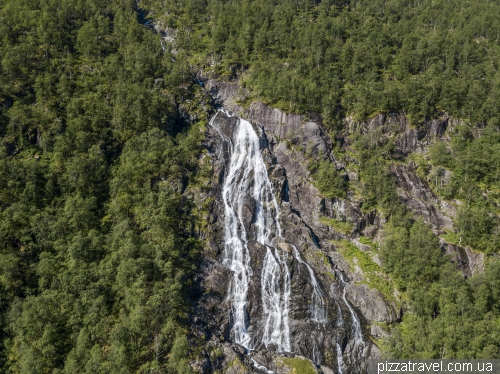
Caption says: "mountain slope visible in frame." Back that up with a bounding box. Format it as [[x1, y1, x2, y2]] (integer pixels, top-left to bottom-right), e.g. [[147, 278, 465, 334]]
[[1, 0, 500, 373]]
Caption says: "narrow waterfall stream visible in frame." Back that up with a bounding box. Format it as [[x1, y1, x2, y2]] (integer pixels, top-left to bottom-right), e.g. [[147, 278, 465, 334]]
[[291, 245, 327, 323], [337, 270, 366, 360]]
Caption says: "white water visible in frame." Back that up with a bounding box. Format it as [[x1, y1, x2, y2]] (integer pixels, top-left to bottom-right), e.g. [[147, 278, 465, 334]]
[[291, 245, 327, 323], [336, 270, 365, 355], [251, 359, 275, 374], [211, 110, 367, 372], [336, 342, 345, 374], [336, 304, 346, 374], [212, 111, 291, 351], [261, 247, 291, 351]]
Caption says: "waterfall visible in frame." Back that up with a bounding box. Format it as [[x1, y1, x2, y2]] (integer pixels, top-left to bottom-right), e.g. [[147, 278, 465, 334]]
[[212, 111, 291, 351], [336, 270, 366, 356], [291, 245, 327, 323], [336, 342, 345, 374], [335, 302, 347, 373], [211, 110, 367, 373], [261, 247, 291, 351]]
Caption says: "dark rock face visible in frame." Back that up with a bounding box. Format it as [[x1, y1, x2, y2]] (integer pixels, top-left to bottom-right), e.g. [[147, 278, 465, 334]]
[[341, 111, 485, 274], [392, 164, 454, 232], [344, 113, 449, 155], [197, 112, 358, 372], [441, 240, 485, 277]]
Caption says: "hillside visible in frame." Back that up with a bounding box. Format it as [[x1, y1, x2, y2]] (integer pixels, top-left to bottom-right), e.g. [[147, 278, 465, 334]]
[[1, 0, 500, 373]]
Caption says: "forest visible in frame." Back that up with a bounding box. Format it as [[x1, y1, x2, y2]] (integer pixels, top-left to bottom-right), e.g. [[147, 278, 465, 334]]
[[0, 0, 209, 372], [1, 0, 500, 372], [145, 0, 500, 125]]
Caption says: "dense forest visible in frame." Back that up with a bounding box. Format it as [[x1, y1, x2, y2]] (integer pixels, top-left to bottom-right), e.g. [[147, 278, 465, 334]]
[[1, 0, 500, 372], [0, 0, 209, 372], [145, 0, 500, 125], [143, 0, 500, 363]]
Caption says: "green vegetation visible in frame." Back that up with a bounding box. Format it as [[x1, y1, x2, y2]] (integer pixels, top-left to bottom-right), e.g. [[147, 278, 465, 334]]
[[359, 236, 378, 249], [336, 240, 396, 304], [440, 230, 460, 245], [456, 205, 499, 253], [144, 0, 500, 126], [314, 160, 347, 198], [1, 0, 500, 368], [381, 222, 500, 359], [342, 130, 500, 359], [279, 357, 316, 374], [0, 0, 207, 372], [425, 124, 500, 252], [320, 217, 353, 235]]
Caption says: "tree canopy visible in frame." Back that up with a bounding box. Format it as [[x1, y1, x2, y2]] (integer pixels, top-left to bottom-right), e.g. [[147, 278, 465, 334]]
[[145, 0, 500, 126], [0, 0, 208, 372]]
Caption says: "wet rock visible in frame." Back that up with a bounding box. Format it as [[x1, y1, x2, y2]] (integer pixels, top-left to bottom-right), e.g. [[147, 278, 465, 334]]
[[195, 82, 400, 374]]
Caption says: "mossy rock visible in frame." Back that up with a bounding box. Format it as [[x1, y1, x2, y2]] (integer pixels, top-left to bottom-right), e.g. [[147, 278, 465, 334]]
[[276, 357, 317, 374]]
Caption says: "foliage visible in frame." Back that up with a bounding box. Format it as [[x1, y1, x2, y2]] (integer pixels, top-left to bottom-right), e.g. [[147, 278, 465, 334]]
[[381, 221, 500, 359], [320, 217, 353, 235], [339, 126, 500, 359], [336, 240, 396, 304], [314, 159, 347, 198], [425, 122, 500, 251], [2, 0, 500, 367], [456, 205, 500, 253], [143, 0, 500, 126], [0, 0, 206, 372], [279, 357, 316, 374], [381, 220, 443, 289]]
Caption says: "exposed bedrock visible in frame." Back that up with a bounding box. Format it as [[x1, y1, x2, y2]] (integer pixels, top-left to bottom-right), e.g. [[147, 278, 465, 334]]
[[192, 109, 389, 373], [392, 164, 454, 232]]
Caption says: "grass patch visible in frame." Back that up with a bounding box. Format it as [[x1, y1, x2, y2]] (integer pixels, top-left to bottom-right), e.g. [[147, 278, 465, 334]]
[[279, 357, 316, 374], [440, 230, 460, 244], [313, 250, 331, 266], [358, 235, 378, 249], [320, 217, 354, 235], [336, 240, 396, 304]]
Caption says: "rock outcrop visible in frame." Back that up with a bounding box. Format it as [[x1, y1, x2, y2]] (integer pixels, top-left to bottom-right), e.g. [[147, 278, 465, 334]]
[[392, 164, 454, 232]]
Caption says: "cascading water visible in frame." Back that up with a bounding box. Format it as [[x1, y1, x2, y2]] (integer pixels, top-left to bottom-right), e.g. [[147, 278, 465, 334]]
[[335, 303, 347, 374], [336, 270, 366, 359], [261, 247, 291, 351], [291, 245, 327, 323], [210, 110, 368, 373], [212, 110, 291, 351]]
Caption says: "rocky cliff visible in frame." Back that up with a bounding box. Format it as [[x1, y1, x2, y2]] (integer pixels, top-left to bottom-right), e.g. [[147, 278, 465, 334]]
[[187, 82, 404, 374], [186, 79, 486, 374]]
